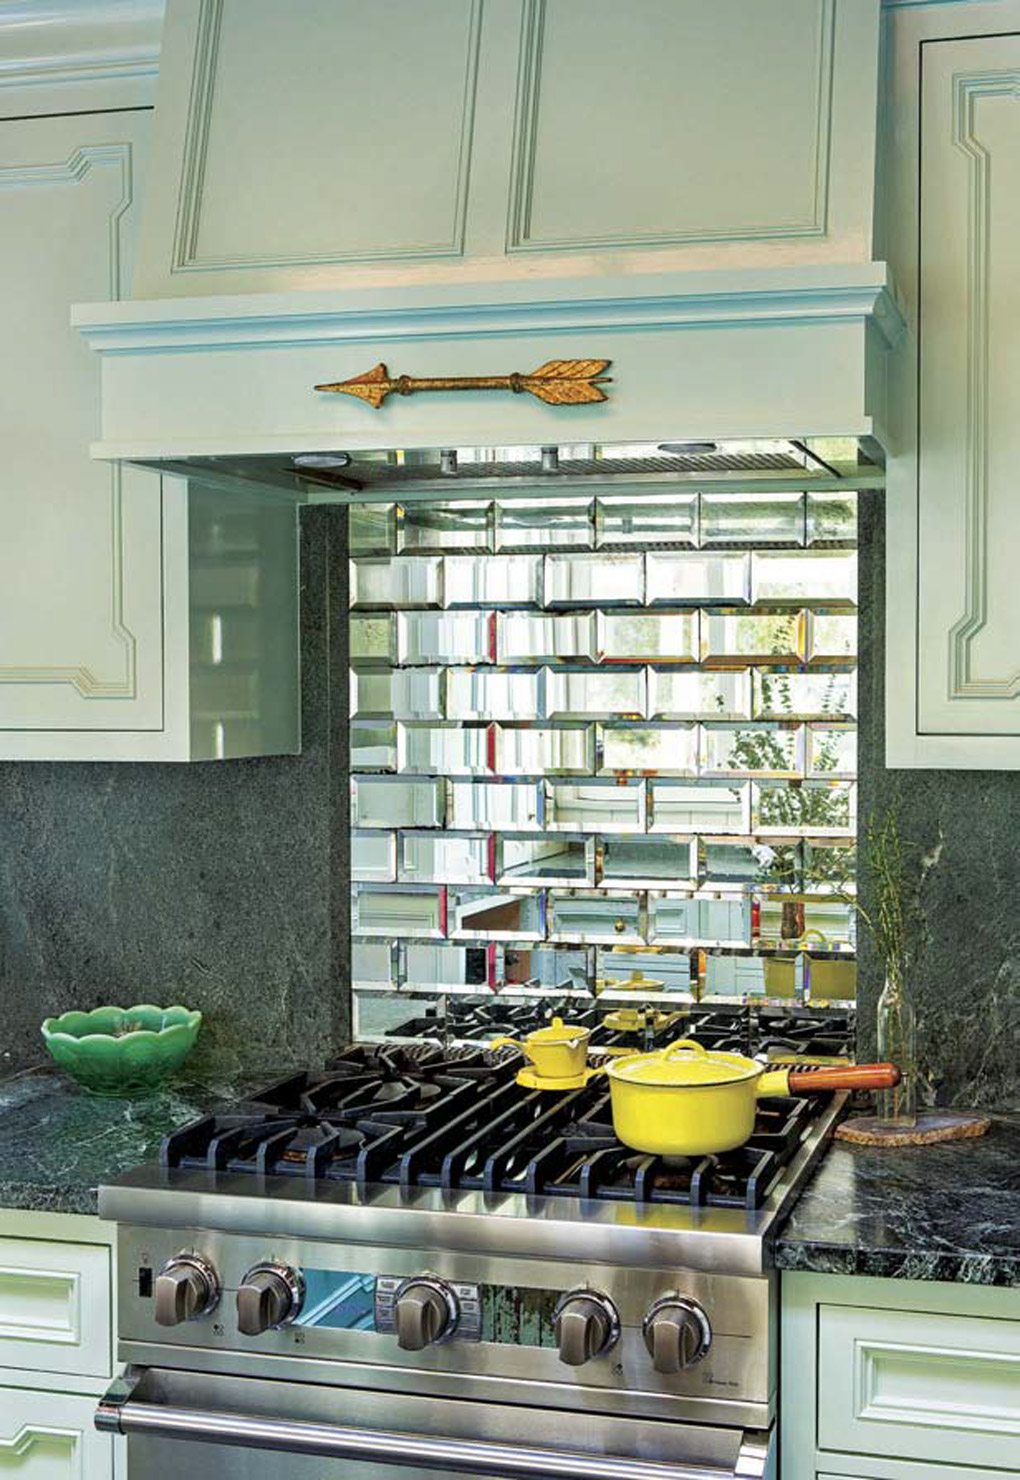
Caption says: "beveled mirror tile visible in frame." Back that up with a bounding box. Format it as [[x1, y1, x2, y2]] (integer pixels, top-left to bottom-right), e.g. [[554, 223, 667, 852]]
[[397, 722, 490, 776], [650, 779, 749, 833], [751, 551, 857, 608], [751, 779, 855, 835], [546, 667, 646, 720], [648, 669, 752, 721], [596, 494, 697, 548], [352, 775, 445, 829], [448, 887, 546, 941], [352, 830, 397, 883], [496, 497, 594, 550], [597, 612, 698, 663], [350, 556, 443, 609], [646, 551, 750, 605], [807, 956, 857, 1002], [349, 503, 396, 555], [444, 553, 542, 608], [350, 669, 395, 720], [702, 839, 800, 890], [807, 612, 857, 663], [645, 893, 698, 944], [398, 612, 493, 665], [701, 491, 805, 546], [400, 832, 492, 885], [499, 835, 595, 887], [445, 669, 543, 722], [599, 723, 697, 776], [351, 721, 397, 771], [548, 890, 645, 945], [694, 895, 753, 947], [546, 778, 646, 833], [543, 552, 644, 607], [596, 946, 693, 995], [807, 491, 858, 546], [448, 780, 543, 829], [495, 725, 595, 776], [700, 722, 804, 778], [701, 612, 803, 665], [802, 840, 857, 894], [496, 612, 597, 663], [353, 885, 445, 938], [404, 941, 493, 991], [756, 894, 854, 948], [752, 670, 856, 720], [352, 940, 396, 987], [503, 945, 592, 993], [601, 836, 696, 888], [350, 614, 395, 663], [703, 954, 771, 1000], [398, 501, 492, 552], [806, 725, 857, 778]]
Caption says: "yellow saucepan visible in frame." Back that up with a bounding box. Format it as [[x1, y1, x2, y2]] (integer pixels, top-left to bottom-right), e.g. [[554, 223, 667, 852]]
[[607, 1039, 901, 1156], [491, 1016, 591, 1081]]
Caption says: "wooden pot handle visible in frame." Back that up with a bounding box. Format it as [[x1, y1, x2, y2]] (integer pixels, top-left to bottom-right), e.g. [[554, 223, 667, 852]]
[[787, 1062, 901, 1092]]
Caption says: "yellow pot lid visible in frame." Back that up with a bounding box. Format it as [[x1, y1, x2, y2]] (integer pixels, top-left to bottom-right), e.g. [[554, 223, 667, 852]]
[[607, 1038, 763, 1088], [527, 1016, 590, 1046], [595, 970, 665, 993]]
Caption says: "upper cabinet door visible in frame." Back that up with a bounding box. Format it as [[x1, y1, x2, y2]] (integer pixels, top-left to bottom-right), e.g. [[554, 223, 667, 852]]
[[0, 109, 162, 737], [133, 0, 881, 298], [917, 34, 1020, 738], [885, 11, 1020, 767]]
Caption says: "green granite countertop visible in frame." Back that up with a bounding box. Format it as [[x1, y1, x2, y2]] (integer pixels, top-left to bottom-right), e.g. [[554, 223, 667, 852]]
[[0, 1066, 246, 1217], [776, 1113, 1020, 1285]]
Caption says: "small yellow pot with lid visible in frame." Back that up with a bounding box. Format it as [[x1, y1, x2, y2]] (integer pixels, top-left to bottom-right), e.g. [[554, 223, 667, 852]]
[[491, 1016, 591, 1081]]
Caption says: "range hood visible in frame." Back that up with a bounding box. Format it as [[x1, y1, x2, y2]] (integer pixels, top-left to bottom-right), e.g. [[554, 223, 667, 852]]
[[73, 263, 902, 493]]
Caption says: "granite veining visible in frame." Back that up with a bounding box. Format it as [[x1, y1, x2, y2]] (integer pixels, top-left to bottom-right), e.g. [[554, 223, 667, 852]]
[[776, 1115, 1020, 1284], [0, 1067, 250, 1216], [856, 492, 1020, 1111], [0, 507, 350, 1082]]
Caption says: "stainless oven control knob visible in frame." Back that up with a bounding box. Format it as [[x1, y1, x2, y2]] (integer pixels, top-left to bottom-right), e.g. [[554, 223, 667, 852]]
[[394, 1276, 458, 1351], [553, 1289, 620, 1366], [643, 1296, 712, 1373], [153, 1254, 220, 1327], [237, 1263, 305, 1337]]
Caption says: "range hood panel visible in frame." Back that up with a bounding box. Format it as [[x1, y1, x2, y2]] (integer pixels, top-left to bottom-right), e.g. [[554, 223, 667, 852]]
[[74, 266, 902, 483]]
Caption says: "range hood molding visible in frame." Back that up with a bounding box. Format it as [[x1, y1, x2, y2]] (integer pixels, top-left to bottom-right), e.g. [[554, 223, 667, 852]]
[[74, 263, 903, 471]]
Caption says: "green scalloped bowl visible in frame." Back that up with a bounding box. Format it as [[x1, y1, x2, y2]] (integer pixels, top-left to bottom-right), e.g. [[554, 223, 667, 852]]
[[41, 1005, 202, 1098]]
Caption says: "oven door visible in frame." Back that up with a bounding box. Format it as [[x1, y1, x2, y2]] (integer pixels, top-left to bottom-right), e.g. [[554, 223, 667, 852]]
[[98, 1367, 776, 1480]]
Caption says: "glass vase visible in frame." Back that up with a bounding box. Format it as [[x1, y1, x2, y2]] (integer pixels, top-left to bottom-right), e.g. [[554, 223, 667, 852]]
[[876, 977, 917, 1126]]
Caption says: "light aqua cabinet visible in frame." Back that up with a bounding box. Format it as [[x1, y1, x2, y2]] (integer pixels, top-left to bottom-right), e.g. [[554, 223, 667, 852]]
[[0, 1210, 119, 1479], [884, 1, 1020, 766], [782, 1271, 1020, 1480], [134, 0, 882, 299], [0, 50, 301, 760]]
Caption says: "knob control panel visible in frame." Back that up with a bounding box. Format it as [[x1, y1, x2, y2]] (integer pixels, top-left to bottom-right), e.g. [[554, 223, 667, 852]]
[[553, 1289, 620, 1367], [237, 1262, 304, 1337], [375, 1276, 480, 1345], [153, 1254, 220, 1328], [643, 1295, 712, 1373]]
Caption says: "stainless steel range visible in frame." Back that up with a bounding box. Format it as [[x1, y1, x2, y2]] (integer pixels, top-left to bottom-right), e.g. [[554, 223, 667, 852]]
[[97, 1015, 852, 1480]]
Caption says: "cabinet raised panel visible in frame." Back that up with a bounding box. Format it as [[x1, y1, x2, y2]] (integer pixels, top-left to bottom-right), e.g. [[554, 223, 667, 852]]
[[507, 0, 834, 252], [0, 1388, 113, 1479], [0, 110, 162, 734], [916, 35, 1020, 738], [0, 1239, 110, 1381]]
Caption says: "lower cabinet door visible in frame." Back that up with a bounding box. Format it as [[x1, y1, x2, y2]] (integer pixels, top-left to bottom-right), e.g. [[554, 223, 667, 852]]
[[0, 1388, 113, 1478]]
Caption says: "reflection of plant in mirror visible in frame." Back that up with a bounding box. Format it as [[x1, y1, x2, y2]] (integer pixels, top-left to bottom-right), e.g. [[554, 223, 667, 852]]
[[728, 669, 848, 829]]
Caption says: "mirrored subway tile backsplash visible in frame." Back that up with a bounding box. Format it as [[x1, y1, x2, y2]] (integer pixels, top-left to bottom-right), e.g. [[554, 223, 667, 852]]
[[348, 490, 857, 1039]]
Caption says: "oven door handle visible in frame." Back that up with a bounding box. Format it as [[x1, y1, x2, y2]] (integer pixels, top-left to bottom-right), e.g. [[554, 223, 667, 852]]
[[96, 1392, 763, 1480]]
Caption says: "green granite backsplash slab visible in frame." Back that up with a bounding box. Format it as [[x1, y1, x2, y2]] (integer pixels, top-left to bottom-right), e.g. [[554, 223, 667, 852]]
[[856, 492, 1020, 1111], [0, 507, 350, 1082], [776, 1114, 1020, 1285], [0, 1067, 249, 1216]]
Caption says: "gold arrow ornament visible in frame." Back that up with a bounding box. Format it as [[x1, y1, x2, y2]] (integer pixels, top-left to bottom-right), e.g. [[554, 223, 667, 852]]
[[314, 359, 612, 409]]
